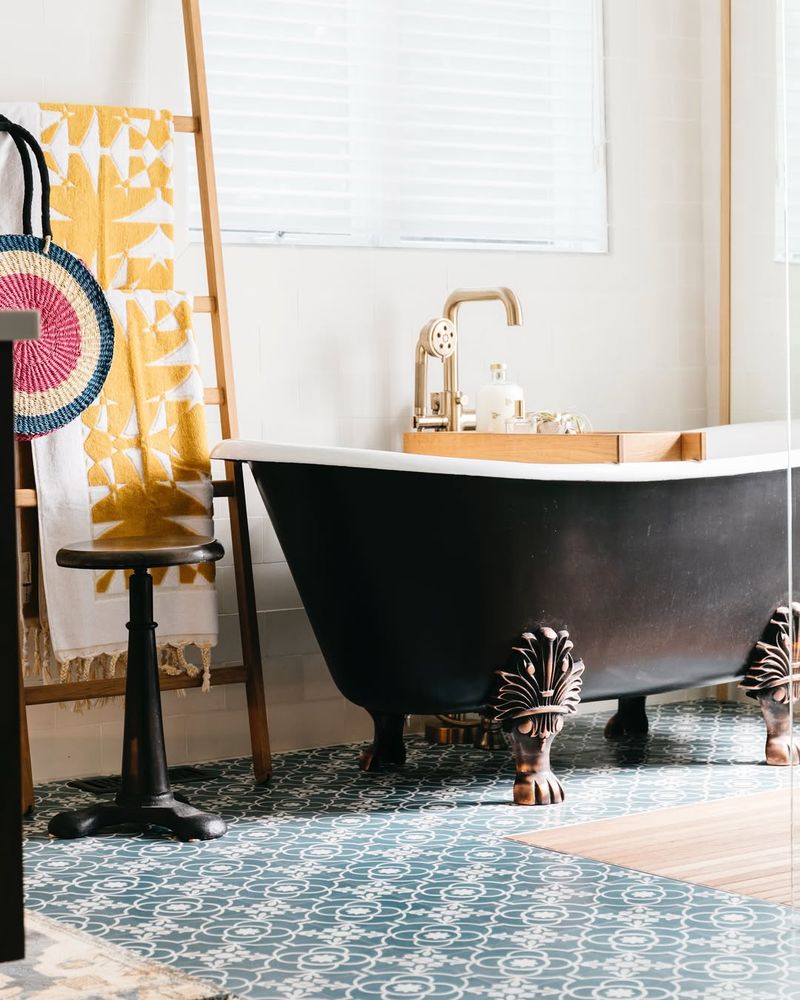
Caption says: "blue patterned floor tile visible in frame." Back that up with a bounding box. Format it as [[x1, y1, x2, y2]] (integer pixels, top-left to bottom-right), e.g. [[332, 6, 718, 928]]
[[23, 701, 800, 999]]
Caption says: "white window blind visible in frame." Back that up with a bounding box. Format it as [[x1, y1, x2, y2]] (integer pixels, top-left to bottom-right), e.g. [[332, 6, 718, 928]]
[[193, 0, 607, 252], [778, 0, 800, 261]]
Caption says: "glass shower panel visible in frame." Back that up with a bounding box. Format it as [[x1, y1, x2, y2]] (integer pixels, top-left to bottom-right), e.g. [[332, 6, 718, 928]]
[[780, 0, 800, 919], [731, 0, 795, 920]]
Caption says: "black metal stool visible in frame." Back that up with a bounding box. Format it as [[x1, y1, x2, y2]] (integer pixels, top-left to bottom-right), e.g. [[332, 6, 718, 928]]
[[47, 535, 227, 842]]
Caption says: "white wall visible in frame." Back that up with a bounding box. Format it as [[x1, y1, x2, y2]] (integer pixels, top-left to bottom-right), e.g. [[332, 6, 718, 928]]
[[4, 0, 715, 781]]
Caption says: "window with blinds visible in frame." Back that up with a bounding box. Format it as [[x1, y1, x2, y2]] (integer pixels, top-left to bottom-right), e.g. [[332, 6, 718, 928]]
[[778, 0, 800, 260], [193, 0, 607, 252]]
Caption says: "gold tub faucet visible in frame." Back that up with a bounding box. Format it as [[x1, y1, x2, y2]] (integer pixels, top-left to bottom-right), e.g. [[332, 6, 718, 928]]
[[413, 287, 523, 432]]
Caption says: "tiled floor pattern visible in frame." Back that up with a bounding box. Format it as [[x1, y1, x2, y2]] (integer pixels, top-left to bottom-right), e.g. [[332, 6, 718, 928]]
[[23, 701, 800, 999]]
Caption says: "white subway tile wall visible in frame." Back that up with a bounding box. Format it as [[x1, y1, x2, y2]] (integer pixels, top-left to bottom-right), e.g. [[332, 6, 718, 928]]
[[5, 0, 724, 781]]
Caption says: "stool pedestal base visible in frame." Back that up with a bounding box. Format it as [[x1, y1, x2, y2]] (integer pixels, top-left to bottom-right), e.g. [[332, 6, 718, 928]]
[[48, 795, 226, 842], [48, 566, 226, 842]]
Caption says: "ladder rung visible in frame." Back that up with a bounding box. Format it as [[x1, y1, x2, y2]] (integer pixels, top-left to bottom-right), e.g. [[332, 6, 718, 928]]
[[17, 473, 233, 509], [193, 295, 216, 313], [212, 479, 235, 497], [174, 114, 200, 134], [204, 387, 225, 405], [25, 664, 247, 704]]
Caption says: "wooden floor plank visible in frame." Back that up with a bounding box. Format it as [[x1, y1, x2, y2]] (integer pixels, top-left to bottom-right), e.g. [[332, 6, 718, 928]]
[[512, 789, 795, 906]]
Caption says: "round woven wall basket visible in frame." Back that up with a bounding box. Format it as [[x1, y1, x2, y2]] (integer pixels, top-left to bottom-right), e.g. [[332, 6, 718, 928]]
[[0, 235, 114, 439], [0, 116, 114, 440]]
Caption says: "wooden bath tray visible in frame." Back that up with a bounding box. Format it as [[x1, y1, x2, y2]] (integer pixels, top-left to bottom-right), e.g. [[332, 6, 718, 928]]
[[402, 431, 707, 465]]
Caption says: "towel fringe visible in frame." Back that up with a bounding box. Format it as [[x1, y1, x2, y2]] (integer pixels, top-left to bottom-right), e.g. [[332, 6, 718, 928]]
[[20, 621, 215, 711], [201, 644, 212, 693]]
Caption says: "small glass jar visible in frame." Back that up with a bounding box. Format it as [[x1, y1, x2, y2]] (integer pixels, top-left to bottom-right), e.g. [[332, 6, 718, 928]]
[[505, 399, 534, 434]]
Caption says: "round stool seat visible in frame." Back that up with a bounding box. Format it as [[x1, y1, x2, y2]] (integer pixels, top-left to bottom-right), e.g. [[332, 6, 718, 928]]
[[56, 535, 224, 570]]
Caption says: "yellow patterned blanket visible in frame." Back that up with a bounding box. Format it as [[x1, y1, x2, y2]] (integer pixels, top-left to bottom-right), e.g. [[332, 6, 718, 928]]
[[40, 104, 174, 290], [26, 104, 217, 684]]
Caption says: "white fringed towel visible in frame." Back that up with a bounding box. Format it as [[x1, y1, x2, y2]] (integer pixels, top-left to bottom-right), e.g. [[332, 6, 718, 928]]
[[32, 289, 218, 684]]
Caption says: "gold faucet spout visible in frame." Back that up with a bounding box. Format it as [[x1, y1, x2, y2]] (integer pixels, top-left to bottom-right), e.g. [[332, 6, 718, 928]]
[[443, 287, 523, 328], [411, 287, 523, 433], [442, 288, 522, 432]]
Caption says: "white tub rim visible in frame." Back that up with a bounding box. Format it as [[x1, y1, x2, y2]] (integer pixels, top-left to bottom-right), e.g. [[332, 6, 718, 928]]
[[212, 433, 800, 485]]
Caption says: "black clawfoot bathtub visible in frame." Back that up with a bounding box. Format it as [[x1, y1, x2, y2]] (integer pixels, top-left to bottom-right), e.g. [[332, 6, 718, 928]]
[[214, 423, 799, 802]]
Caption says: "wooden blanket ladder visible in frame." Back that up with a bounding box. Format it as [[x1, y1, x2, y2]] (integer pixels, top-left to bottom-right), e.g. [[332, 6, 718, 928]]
[[15, 0, 272, 812]]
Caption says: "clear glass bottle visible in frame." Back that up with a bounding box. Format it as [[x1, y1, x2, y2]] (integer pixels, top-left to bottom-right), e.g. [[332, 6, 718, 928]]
[[505, 399, 534, 433], [476, 362, 524, 433]]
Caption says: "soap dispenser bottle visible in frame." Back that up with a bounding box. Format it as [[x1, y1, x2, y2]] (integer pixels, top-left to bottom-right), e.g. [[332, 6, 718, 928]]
[[476, 362, 524, 433]]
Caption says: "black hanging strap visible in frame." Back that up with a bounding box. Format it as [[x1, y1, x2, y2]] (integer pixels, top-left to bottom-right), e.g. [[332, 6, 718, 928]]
[[0, 115, 52, 248], [0, 124, 33, 236]]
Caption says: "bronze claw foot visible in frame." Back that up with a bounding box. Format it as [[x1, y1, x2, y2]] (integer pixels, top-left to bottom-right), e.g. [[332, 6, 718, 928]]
[[761, 695, 800, 766], [490, 626, 584, 806], [514, 772, 565, 806], [510, 730, 565, 805], [474, 714, 507, 751], [359, 713, 406, 772], [604, 695, 649, 739], [741, 604, 800, 766]]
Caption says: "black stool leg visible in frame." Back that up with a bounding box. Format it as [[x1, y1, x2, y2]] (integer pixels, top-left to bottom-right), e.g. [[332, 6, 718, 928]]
[[48, 568, 226, 842]]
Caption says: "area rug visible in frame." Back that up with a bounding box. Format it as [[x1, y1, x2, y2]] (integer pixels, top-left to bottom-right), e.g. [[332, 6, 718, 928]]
[[0, 911, 233, 998], [512, 786, 794, 906]]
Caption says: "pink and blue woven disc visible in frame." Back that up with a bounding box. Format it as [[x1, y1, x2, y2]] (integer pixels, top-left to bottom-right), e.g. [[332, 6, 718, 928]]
[[0, 235, 114, 439]]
